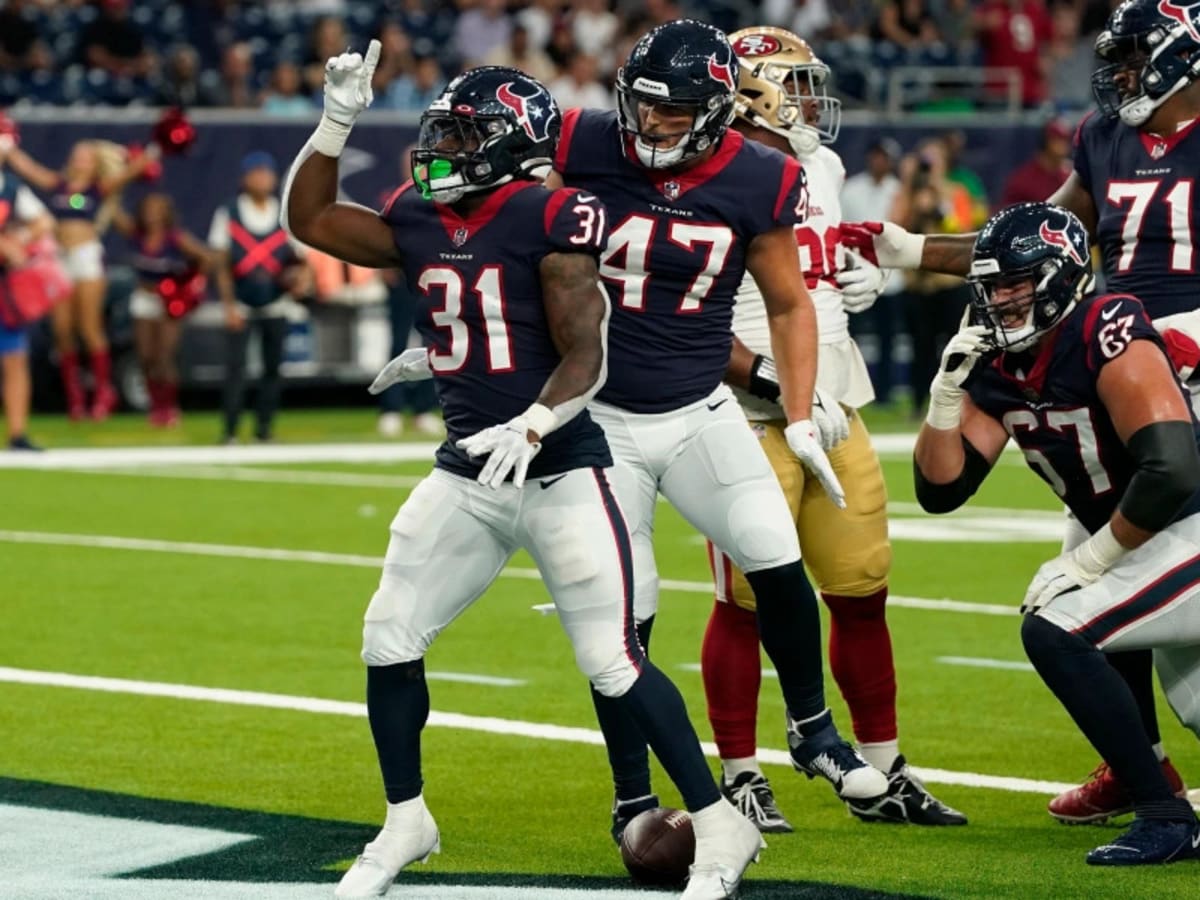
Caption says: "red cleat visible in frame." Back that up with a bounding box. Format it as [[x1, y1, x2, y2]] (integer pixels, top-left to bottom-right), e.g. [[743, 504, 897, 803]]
[[1049, 758, 1187, 824]]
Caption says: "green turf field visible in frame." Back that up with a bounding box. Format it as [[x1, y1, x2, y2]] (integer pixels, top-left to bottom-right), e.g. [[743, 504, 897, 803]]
[[2, 409, 1198, 899]]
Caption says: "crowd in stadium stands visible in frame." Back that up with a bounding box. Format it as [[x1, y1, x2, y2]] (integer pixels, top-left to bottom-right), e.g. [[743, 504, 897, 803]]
[[0, 0, 1120, 113]]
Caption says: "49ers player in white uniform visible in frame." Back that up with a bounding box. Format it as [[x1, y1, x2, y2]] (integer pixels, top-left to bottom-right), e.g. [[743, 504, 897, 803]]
[[703, 26, 968, 829]]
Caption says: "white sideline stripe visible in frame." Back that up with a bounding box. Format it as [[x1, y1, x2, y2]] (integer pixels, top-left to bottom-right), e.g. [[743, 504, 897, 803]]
[[0, 442, 441, 469], [426, 672, 527, 687], [77, 466, 425, 489], [678, 662, 778, 679], [0, 666, 1074, 796], [0, 529, 1018, 617], [938, 656, 1036, 672]]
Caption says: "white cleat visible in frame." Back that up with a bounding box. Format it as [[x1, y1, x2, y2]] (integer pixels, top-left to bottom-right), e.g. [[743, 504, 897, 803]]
[[682, 800, 765, 900], [334, 801, 440, 898]]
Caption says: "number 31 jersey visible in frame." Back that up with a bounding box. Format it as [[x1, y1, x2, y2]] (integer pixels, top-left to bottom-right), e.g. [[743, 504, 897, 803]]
[[380, 179, 612, 480], [966, 293, 1200, 533], [554, 108, 807, 412], [1074, 112, 1200, 319]]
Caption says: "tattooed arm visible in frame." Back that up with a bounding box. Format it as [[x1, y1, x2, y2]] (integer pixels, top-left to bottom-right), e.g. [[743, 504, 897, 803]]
[[529, 250, 610, 436]]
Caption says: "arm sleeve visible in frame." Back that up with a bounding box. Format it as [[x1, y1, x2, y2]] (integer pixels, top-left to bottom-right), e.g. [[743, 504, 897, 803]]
[[1081, 294, 1161, 373], [207, 206, 230, 251], [542, 188, 608, 259], [772, 157, 808, 228]]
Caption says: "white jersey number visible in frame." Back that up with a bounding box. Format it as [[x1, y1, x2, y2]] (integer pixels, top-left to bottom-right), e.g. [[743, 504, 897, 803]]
[[1106, 179, 1195, 273], [1002, 407, 1112, 498], [419, 265, 513, 374], [600, 214, 734, 313]]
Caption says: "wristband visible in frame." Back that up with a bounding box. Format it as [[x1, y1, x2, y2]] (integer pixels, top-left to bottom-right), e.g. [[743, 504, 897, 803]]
[[310, 114, 353, 158], [891, 230, 927, 269], [522, 402, 558, 440], [748, 355, 781, 403], [1073, 522, 1127, 577]]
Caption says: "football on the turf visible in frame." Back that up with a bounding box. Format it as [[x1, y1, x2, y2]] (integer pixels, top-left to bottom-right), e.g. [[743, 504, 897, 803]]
[[619, 807, 695, 887]]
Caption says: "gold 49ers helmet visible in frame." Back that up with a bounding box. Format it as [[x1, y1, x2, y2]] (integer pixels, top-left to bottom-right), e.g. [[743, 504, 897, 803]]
[[728, 27, 841, 157]]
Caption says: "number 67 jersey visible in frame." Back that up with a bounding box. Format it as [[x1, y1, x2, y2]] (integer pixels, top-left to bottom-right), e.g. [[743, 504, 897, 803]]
[[554, 107, 808, 412], [966, 292, 1200, 534]]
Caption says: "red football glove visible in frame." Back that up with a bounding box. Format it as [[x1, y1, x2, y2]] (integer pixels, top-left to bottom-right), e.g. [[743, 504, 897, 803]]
[[1161, 327, 1200, 381], [838, 222, 885, 267]]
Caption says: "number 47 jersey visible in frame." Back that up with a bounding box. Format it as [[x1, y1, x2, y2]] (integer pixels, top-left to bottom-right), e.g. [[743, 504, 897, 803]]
[[554, 108, 808, 412], [966, 293, 1200, 534]]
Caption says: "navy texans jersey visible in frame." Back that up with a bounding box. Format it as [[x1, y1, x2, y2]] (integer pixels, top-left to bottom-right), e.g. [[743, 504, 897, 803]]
[[967, 293, 1200, 533], [1074, 112, 1200, 318], [380, 180, 612, 480], [554, 108, 808, 412]]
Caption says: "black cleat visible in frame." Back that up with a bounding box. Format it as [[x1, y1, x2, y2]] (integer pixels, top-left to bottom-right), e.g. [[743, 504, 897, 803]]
[[8, 435, 42, 451], [786, 710, 888, 802], [1086, 816, 1200, 866], [721, 771, 794, 833], [610, 793, 659, 846], [848, 754, 968, 825]]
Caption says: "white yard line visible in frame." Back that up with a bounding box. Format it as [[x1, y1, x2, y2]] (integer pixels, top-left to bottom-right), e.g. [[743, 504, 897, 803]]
[[0, 529, 1018, 617], [75, 465, 425, 489], [0, 665, 1074, 796], [937, 656, 1036, 672]]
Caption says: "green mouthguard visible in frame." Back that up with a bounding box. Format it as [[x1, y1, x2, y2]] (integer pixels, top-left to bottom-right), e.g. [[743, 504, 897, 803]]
[[413, 159, 454, 200]]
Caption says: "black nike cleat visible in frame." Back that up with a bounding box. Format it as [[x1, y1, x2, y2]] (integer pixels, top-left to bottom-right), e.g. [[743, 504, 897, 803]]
[[1086, 816, 1200, 866], [848, 755, 968, 825], [611, 793, 659, 846], [721, 771, 794, 833]]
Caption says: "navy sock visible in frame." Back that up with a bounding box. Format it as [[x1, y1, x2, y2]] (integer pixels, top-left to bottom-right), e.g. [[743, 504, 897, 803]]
[[1106, 649, 1162, 745], [366, 660, 429, 804], [746, 561, 826, 721], [592, 617, 655, 802], [1021, 616, 1175, 807], [618, 660, 721, 813]]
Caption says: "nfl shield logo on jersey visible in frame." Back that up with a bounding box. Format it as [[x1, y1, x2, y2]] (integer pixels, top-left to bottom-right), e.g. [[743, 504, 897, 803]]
[[663, 180, 681, 200], [452, 226, 470, 247]]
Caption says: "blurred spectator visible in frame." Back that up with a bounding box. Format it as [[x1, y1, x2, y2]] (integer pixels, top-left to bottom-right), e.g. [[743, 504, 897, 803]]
[[873, 0, 941, 48], [550, 54, 611, 110], [842, 137, 905, 405], [395, 0, 457, 61], [0, 0, 53, 74], [643, 0, 684, 27], [573, 0, 620, 68], [1000, 117, 1073, 206], [261, 62, 317, 116], [891, 140, 971, 414], [1048, 2, 1096, 110], [768, 0, 834, 40], [79, 0, 155, 79], [380, 55, 444, 112], [153, 45, 224, 108], [372, 21, 415, 97], [304, 15, 350, 95], [484, 24, 556, 84], [940, 130, 989, 226], [933, 0, 976, 54], [214, 42, 257, 109], [976, 0, 1054, 108], [545, 19, 579, 72], [517, 0, 563, 54], [454, 0, 513, 67]]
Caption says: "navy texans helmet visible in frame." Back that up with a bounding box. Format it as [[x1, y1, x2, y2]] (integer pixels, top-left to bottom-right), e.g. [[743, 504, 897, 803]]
[[615, 19, 738, 169], [412, 66, 561, 203], [967, 203, 1095, 352], [1092, 0, 1200, 126]]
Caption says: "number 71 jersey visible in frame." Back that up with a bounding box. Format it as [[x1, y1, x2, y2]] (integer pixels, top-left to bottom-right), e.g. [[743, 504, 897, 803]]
[[966, 293, 1200, 533], [1074, 112, 1200, 319], [554, 108, 808, 412]]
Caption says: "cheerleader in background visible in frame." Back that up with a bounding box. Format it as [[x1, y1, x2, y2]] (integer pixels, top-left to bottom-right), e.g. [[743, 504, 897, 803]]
[[111, 192, 211, 427], [1, 138, 156, 420]]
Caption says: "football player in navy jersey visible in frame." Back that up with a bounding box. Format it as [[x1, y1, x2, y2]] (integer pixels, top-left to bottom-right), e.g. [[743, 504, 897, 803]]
[[913, 202, 1200, 865], [282, 46, 763, 900], [842, 0, 1200, 826], [543, 18, 888, 838]]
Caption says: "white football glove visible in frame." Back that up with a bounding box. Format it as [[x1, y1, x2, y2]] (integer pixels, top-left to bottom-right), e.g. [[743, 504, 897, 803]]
[[1021, 525, 1126, 614], [811, 386, 850, 450], [368, 348, 433, 395], [926, 323, 992, 430], [835, 255, 887, 314], [323, 40, 380, 125], [784, 420, 846, 509], [456, 417, 542, 489]]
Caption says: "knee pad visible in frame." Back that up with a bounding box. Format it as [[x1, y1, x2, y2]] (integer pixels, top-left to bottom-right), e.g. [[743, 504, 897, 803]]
[[1021, 613, 1085, 663], [361, 577, 429, 667], [726, 486, 801, 571], [582, 649, 641, 699], [525, 507, 600, 587]]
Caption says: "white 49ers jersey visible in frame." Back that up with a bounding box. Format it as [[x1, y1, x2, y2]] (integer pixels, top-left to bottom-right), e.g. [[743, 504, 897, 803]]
[[732, 145, 875, 420]]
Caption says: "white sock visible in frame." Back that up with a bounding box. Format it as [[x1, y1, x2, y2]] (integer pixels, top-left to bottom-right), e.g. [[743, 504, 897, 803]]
[[689, 797, 734, 845], [858, 740, 900, 772], [721, 757, 762, 784], [383, 794, 427, 831], [1151, 742, 1166, 762]]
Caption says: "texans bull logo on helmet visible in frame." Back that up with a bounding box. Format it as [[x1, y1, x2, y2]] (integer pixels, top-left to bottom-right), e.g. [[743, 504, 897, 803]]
[[1159, 0, 1200, 43], [496, 81, 556, 142], [1039, 219, 1088, 266], [731, 33, 782, 58], [706, 53, 736, 91]]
